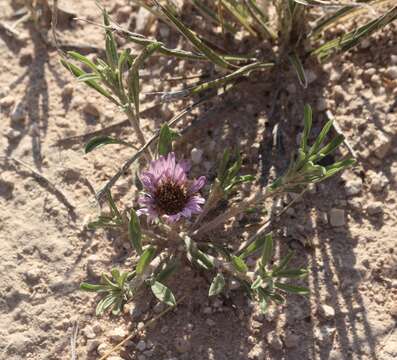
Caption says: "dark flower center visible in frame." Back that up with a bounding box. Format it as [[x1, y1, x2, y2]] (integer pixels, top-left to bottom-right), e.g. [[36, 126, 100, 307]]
[[154, 181, 187, 215]]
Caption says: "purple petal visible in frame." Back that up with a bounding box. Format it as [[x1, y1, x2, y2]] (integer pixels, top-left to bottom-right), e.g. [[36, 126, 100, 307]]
[[189, 176, 206, 194], [140, 172, 157, 192]]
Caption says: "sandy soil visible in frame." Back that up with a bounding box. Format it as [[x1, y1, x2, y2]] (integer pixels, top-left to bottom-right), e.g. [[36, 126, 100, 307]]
[[0, 1, 396, 360]]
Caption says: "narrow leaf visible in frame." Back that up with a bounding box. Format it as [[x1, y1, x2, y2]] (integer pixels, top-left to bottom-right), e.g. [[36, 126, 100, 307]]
[[136, 246, 156, 274], [128, 209, 142, 255], [289, 52, 307, 88], [274, 282, 309, 295], [85, 136, 131, 154], [151, 281, 176, 306], [209, 273, 226, 296], [231, 255, 248, 273]]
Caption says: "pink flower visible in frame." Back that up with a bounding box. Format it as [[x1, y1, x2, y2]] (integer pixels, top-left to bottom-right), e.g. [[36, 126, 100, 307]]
[[137, 152, 206, 223]]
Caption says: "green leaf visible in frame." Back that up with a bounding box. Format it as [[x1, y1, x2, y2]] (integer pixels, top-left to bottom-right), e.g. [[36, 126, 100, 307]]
[[128, 209, 142, 255], [310, 119, 333, 155], [274, 282, 309, 295], [259, 297, 268, 313], [96, 294, 116, 316], [155, 260, 178, 283], [231, 255, 248, 273], [288, 52, 307, 88], [151, 281, 176, 306], [273, 250, 294, 273], [275, 268, 308, 279], [260, 233, 273, 267], [158, 123, 179, 156], [301, 104, 312, 151], [67, 51, 98, 72], [251, 276, 262, 290], [240, 232, 272, 259], [209, 273, 226, 296], [85, 136, 131, 154], [217, 148, 231, 184], [153, 0, 234, 69], [136, 246, 156, 274], [60, 59, 119, 105], [80, 283, 105, 292]]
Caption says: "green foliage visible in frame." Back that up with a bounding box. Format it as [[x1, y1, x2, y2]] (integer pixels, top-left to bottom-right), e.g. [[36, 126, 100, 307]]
[[81, 269, 134, 316]]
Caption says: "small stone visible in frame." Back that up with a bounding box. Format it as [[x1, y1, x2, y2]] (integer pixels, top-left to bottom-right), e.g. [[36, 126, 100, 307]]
[[248, 342, 265, 360], [329, 209, 345, 227], [160, 326, 169, 334], [372, 132, 392, 159], [83, 102, 100, 117], [116, 5, 132, 23], [391, 55, 397, 65], [386, 66, 397, 80], [62, 84, 74, 98], [87, 339, 100, 352], [251, 320, 262, 329], [191, 148, 203, 164], [97, 343, 109, 356], [175, 336, 191, 353], [109, 327, 128, 342], [318, 304, 335, 320], [202, 306, 212, 315], [0, 96, 15, 108], [314, 325, 336, 343], [360, 38, 370, 49], [10, 104, 26, 122], [344, 178, 363, 196], [135, 7, 152, 33], [205, 318, 216, 327], [136, 340, 146, 352], [367, 202, 383, 215], [24, 269, 40, 284], [306, 70, 317, 84], [267, 332, 283, 351], [318, 211, 328, 224], [284, 333, 299, 348], [370, 172, 388, 192], [83, 325, 96, 339]]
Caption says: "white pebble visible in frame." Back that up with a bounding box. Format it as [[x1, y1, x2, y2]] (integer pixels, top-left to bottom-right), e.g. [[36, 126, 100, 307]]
[[191, 148, 203, 164]]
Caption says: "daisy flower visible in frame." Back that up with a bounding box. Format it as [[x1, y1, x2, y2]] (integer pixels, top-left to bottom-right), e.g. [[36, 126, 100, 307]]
[[137, 152, 206, 223]]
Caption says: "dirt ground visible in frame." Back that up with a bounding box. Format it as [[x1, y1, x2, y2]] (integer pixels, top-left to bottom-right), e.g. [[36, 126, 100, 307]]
[[0, 1, 396, 360]]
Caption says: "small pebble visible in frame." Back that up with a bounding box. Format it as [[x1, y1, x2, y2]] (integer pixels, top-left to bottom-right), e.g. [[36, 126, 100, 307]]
[[136, 340, 146, 352], [267, 332, 283, 351], [318, 304, 335, 320], [367, 202, 383, 215], [329, 209, 345, 227], [344, 178, 363, 196], [109, 327, 128, 342], [175, 336, 191, 353], [191, 148, 203, 164], [386, 66, 397, 80], [0, 95, 15, 108]]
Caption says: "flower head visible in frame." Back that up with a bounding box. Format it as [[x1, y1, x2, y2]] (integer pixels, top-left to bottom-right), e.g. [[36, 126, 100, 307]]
[[137, 152, 206, 223]]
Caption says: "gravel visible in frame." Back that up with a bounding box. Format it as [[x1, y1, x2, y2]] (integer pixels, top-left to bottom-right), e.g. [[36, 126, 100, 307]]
[[329, 209, 345, 227]]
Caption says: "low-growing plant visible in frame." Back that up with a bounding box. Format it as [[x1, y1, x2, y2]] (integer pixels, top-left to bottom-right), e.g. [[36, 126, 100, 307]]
[[56, 1, 367, 317]]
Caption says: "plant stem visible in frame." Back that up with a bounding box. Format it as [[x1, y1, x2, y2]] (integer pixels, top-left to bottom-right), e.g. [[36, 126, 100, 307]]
[[125, 107, 153, 162], [193, 187, 282, 238]]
